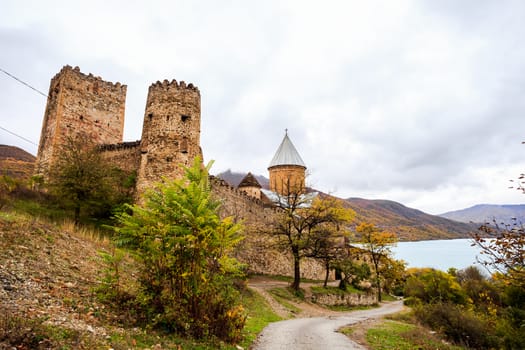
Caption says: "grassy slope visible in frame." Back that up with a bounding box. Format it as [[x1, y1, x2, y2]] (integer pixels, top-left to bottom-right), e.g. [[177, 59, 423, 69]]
[[0, 210, 280, 349], [340, 311, 465, 350]]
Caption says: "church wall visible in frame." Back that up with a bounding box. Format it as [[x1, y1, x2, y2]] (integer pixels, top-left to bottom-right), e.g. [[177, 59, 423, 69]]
[[268, 165, 306, 195]]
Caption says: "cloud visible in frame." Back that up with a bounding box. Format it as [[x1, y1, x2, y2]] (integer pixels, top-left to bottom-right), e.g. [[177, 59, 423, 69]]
[[1, 0, 525, 214]]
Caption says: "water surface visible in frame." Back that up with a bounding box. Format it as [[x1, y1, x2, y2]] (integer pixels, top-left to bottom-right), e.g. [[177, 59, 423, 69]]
[[391, 238, 483, 271]]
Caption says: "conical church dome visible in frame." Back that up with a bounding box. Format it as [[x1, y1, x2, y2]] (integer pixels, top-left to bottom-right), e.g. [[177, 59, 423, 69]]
[[268, 130, 306, 195], [268, 131, 306, 169]]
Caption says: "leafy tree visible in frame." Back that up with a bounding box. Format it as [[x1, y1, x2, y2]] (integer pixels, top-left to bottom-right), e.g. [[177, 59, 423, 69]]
[[113, 157, 246, 341], [334, 257, 371, 291], [270, 192, 355, 291], [306, 224, 349, 287], [380, 257, 407, 296], [404, 268, 468, 305], [48, 135, 133, 224], [356, 223, 397, 301], [472, 221, 525, 287]]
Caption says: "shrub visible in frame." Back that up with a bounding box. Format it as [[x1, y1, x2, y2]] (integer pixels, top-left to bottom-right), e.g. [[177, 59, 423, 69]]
[[114, 158, 246, 342], [414, 302, 500, 349], [404, 268, 468, 305]]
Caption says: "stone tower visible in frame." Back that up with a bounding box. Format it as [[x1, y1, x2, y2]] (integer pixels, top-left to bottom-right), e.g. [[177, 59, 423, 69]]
[[34, 65, 126, 180], [268, 131, 306, 196], [135, 79, 202, 195]]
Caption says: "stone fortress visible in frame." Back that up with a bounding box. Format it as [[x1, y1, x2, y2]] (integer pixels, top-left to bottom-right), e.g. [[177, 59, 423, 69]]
[[35, 65, 326, 279], [35, 65, 202, 195]]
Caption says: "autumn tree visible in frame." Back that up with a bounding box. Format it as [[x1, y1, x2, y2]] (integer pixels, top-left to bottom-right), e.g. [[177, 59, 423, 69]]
[[113, 158, 246, 341], [472, 221, 525, 286], [270, 192, 355, 291], [357, 222, 397, 301], [306, 224, 349, 287]]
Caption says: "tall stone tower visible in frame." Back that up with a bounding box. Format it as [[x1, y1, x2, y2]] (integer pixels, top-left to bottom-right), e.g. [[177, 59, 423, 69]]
[[135, 79, 202, 195], [34, 65, 126, 180], [268, 131, 306, 196]]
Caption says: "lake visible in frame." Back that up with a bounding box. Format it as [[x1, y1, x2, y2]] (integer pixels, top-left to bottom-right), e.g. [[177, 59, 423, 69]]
[[391, 238, 484, 271]]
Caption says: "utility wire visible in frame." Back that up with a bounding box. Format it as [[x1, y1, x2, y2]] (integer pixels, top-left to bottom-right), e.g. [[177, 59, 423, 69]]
[[0, 67, 48, 98], [0, 67, 124, 142], [0, 125, 38, 146]]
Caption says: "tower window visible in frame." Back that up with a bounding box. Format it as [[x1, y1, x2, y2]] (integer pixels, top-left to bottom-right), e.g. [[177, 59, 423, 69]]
[[181, 114, 190, 122], [180, 137, 188, 154], [166, 157, 173, 162], [148, 113, 153, 121], [166, 115, 170, 121]]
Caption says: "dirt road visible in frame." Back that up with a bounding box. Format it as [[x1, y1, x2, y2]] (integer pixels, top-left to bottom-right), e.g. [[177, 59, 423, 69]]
[[252, 300, 404, 350]]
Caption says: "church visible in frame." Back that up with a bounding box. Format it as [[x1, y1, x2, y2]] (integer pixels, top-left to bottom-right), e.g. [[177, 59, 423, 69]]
[[237, 130, 310, 205]]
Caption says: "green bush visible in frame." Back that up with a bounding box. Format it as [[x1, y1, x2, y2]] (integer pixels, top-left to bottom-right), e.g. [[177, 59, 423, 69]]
[[414, 302, 500, 349], [114, 158, 246, 342], [404, 268, 468, 305]]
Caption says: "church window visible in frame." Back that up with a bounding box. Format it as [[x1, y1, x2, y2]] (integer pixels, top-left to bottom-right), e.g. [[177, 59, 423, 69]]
[[181, 114, 190, 122]]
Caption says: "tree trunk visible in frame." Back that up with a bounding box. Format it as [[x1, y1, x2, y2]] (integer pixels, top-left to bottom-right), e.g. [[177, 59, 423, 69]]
[[74, 205, 80, 225], [323, 260, 330, 287], [292, 250, 301, 291], [373, 257, 382, 302]]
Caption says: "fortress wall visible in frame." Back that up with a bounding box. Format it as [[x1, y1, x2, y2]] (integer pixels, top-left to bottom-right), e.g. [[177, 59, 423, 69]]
[[99, 141, 141, 174], [211, 176, 328, 280]]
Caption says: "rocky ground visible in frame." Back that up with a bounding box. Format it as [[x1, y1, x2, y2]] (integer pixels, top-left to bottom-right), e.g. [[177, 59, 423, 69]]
[[0, 212, 138, 349]]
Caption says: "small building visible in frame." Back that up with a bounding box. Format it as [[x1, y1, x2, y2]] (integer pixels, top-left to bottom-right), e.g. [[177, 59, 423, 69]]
[[237, 172, 262, 199]]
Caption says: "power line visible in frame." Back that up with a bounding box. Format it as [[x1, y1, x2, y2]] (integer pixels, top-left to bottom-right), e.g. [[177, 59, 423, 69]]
[[0, 125, 38, 146], [0, 67, 48, 98], [0, 67, 124, 142]]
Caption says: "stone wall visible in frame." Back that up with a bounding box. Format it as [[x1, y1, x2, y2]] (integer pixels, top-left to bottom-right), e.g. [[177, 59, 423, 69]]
[[211, 176, 331, 281], [311, 291, 377, 307], [35, 66, 126, 180], [99, 141, 141, 174]]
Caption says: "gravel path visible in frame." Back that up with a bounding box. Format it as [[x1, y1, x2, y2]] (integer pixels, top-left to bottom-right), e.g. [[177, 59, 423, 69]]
[[252, 300, 404, 350]]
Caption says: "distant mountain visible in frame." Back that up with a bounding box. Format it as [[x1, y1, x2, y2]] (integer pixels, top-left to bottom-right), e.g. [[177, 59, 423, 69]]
[[216, 169, 270, 189], [440, 204, 525, 225], [217, 169, 476, 241], [0, 145, 35, 162], [345, 198, 477, 241], [0, 145, 36, 180]]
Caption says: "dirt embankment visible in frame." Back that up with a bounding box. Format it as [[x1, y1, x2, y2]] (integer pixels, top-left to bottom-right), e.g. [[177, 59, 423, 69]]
[[0, 213, 133, 347]]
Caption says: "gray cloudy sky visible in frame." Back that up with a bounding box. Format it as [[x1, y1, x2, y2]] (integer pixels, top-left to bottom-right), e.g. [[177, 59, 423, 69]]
[[1, 0, 525, 215]]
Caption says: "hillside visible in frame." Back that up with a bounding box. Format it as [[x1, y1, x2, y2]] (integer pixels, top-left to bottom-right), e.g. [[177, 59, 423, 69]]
[[0, 212, 249, 349], [0, 213, 122, 348], [0, 144, 35, 180], [440, 204, 525, 225], [345, 198, 476, 241]]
